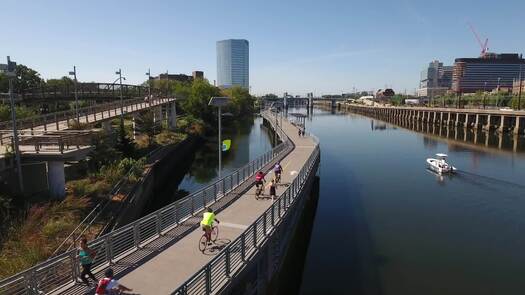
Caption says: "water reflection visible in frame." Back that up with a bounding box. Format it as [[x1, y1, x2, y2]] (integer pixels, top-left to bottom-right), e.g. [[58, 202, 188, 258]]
[[176, 116, 274, 194], [358, 113, 525, 155]]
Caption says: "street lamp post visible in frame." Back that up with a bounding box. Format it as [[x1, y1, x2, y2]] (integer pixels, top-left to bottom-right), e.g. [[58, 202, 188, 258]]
[[518, 64, 523, 110], [146, 68, 151, 107], [115, 69, 124, 123], [209, 97, 230, 179], [68, 66, 79, 122], [6, 56, 24, 193]]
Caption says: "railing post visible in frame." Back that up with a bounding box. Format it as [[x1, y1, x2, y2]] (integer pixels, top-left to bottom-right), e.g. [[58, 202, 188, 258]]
[[253, 223, 257, 247], [205, 265, 212, 294], [69, 250, 79, 283], [263, 212, 267, 235], [271, 204, 275, 226], [278, 197, 282, 217], [55, 113, 59, 130], [133, 224, 140, 249], [105, 235, 113, 264], [214, 183, 217, 202], [225, 248, 231, 278], [156, 212, 162, 236], [241, 234, 246, 262]]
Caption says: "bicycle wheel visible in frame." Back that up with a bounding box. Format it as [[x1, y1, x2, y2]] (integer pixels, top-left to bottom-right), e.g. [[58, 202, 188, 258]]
[[211, 226, 219, 242], [198, 234, 207, 252]]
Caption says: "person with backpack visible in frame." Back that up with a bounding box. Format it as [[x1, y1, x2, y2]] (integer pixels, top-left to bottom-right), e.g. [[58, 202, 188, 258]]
[[95, 268, 132, 295]]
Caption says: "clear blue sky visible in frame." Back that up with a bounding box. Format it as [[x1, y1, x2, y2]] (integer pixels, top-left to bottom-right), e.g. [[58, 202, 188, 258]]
[[2, 0, 525, 96]]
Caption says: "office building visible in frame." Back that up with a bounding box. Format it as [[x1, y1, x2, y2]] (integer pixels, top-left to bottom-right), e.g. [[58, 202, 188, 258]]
[[452, 53, 525, 93], [217, 39, 249, 89], [418, 60, 452, 98], [192, 71, 204, 80], [0, 64, 7, 73]]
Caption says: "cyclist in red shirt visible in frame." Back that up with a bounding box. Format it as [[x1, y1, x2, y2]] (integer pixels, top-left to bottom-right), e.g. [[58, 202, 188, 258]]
[[255, 171, 266, 189]]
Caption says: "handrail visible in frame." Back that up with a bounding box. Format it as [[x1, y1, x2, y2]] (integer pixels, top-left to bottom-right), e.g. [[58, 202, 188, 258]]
[[0, 97, 174, 131], [0, 111, 292, 294], [171, 112, 320, 294]]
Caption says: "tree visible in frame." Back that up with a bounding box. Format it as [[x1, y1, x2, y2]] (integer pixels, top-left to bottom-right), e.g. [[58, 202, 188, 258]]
[[135, 110, 157, 146], [46, 76, 74, 89], [115, 120, 135, 157], [262, 93, 278, 99], [181, 79, 221, 125], [13, 64, 44, 92], [222, 86, 255, 117]]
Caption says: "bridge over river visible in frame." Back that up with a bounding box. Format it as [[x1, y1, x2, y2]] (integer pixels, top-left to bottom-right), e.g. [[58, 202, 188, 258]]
[[0, 110, 320, 295]]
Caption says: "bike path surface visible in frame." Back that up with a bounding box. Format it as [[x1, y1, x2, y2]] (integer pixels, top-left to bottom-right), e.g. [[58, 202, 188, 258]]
[[115, 116, 316, 294]]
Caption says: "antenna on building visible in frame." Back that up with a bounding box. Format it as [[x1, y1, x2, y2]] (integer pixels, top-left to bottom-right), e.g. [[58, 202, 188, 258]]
[[468, 22, 489, 57]]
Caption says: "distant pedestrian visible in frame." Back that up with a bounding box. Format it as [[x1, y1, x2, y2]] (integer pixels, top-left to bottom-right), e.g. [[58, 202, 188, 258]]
[[298, 129, 301, 137], [269, 179, 277, 201], [78, 236, 97, 287]]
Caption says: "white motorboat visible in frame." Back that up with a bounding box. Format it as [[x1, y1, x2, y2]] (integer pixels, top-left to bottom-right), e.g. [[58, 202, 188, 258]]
[[426, 153, 457, 174]]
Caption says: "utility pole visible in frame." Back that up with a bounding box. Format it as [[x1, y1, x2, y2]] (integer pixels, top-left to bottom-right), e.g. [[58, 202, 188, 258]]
[[6, 56, 24, 193], [69, 66, 79, 122]]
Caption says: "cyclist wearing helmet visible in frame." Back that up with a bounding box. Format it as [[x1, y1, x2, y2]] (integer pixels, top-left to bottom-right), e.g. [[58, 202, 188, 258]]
[[255, 171, 266, 189], [201, 208, 220, 242]]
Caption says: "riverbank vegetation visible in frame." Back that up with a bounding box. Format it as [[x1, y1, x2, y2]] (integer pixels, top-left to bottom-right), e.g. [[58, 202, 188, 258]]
[[0, 66, 256, 279]]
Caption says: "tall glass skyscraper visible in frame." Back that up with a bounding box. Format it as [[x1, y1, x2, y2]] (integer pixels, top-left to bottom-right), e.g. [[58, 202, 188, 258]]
[[217, 39, 249, 89]]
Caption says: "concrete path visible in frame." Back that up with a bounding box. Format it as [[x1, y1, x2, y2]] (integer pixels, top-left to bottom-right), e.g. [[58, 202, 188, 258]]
[[115, 113, 315, 294]]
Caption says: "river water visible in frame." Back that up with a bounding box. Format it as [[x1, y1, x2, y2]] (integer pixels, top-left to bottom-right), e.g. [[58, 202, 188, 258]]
[[173, 116, 275, 199], [298, 107, 525, 295]]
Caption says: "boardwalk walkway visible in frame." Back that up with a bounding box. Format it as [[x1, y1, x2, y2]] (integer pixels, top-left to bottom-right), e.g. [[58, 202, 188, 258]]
[[43, 112, 316, 295]]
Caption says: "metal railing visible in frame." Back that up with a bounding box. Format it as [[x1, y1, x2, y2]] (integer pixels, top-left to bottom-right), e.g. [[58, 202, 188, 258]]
[[0, 111, 291, 295], [0, 97, 174, 131], [171, 114, 320, 294]]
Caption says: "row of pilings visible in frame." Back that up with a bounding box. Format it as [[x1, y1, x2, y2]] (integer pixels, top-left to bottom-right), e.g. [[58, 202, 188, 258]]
[[341, 104, 525, 135]]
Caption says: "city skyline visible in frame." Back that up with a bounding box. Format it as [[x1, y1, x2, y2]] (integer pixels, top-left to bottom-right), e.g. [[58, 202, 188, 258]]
[[1, 0, 525, 96]]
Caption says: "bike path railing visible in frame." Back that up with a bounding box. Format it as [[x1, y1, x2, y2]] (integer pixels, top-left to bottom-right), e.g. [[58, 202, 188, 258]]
[[0, 97, 174, 131], [171, 116, 320, 294], [0, 113, 290, 295]]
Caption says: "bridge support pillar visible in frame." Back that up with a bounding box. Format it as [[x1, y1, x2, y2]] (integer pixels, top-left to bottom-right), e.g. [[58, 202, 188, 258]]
[[102, 121, 112, 133], [169, 102, 177, 130], [497, 115, 508, 133], [484, 115, 493, 131], [47, 160, 65, 199], [514, 116, 524, 134]]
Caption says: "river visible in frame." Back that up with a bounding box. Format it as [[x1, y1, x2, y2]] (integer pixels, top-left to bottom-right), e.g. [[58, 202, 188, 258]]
[[298, 107, 525, 295]]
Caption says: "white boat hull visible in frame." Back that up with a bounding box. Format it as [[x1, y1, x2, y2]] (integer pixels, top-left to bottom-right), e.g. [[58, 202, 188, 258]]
[[426, 158, 456, 174]]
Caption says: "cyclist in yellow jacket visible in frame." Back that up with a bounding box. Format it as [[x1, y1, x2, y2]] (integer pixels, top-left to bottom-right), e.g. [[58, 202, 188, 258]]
[[201, 207, 220, 242]]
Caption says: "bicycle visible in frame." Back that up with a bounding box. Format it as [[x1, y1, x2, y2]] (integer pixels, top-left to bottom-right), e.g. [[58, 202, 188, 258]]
[[198, 225, 219, 252], [275, 171, 282, 184], [255, 185, 263, 199]]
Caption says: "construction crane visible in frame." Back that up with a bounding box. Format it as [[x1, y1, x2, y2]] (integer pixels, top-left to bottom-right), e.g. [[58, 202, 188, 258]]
[[468, 22, 489, 57]]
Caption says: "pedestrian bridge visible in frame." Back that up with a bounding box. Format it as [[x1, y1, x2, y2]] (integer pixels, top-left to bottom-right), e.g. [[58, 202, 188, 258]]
[[0, 110, 320, 294]]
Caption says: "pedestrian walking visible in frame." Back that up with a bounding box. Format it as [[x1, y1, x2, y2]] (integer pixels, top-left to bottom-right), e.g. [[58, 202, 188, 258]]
[[269, 179, 277, 201], [78, 236, 97, 287]]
